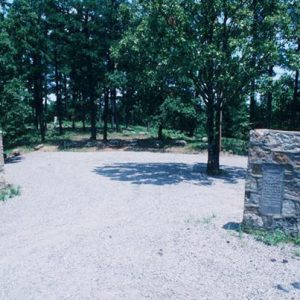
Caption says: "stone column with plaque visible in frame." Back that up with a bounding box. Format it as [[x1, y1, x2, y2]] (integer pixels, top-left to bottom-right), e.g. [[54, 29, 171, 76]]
[[243, 129, 300, 236], [0, 132, 6, 191]]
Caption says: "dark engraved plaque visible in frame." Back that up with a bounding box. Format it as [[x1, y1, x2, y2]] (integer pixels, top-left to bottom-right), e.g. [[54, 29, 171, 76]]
[[260, 164, 284, 215]]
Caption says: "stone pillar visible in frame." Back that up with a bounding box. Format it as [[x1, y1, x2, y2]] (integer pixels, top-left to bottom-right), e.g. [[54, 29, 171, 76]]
[[243, 129, 300, 236], [0, 132, 6, 191]]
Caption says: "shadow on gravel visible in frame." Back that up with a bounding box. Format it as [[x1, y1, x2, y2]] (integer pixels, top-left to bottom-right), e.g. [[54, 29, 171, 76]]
[[223, 222, 242, 231], [5, 156, 24, 164], [93, 163, 246, 186]]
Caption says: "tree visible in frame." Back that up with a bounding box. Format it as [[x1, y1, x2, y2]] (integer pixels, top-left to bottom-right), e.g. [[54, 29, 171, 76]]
[[1, 0, 299, 160], [177, 0, 254, 173], [0, 6, 30, 145], [7, 0, 49, 141], [284, 0, 300, 129]]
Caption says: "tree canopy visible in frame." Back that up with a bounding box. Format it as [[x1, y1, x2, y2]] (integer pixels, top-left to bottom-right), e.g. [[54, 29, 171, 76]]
[[0, 0, 299, 173]]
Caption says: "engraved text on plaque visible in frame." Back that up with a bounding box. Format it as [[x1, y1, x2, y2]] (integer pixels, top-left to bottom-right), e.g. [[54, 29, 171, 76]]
[[260, 164, 284, 215]]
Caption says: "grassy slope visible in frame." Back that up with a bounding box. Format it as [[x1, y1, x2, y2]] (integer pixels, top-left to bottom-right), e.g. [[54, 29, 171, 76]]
[[4, 124, 248, 156]]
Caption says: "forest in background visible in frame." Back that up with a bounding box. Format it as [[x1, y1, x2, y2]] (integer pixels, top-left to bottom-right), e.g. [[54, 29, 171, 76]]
[[0, 0, 299, 173]]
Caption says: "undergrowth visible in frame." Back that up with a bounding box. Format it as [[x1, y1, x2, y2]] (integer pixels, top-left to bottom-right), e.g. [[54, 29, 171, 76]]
[[242, 227, 300, 246]]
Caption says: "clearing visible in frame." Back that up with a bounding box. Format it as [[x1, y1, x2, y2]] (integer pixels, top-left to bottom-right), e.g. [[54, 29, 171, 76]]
[[0, 151, 299, 299]]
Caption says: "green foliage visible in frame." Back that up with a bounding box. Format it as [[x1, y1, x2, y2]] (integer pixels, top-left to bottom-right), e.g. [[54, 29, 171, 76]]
[[244, 228, 300, 246], [0, 79, 31, 146], [0, 0, 299, 167], [160, 97, 198, 136], [0, 185, 21, 202], [222, 138, 248, 156]]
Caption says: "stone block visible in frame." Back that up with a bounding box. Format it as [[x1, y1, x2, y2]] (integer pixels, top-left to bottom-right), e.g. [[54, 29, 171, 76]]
[[243, 129, 300, 236]]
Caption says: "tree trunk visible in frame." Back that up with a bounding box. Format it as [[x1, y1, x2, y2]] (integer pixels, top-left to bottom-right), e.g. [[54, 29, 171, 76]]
[[40, 109, 46, 142], [90, 93, 97, 140], [206, 99, 221, 175], [124, 88, 134, 128], [63, 75, 68, 119], [158, 123, 163, 140], [291, 39, 299, 130], [89, 76, 97, 140], [266, 66, 273, 129], [44, 91, 48, 131], [250, 80, 256, 128], [249, 0, 258, 129], [125, 91, 129, 129], [54, 54, 63, 135], [219, 108, 222, 152], [111, 88, 119, 131], [103, 89, 109, 142], [35, 80, 45, 142], [81, 94, 86, 131], [72, 89, 76, 130], [32, 107, 38, 129], [33, 53, 45, 142]]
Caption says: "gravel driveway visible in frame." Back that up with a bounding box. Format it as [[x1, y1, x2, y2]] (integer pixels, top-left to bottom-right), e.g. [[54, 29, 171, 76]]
[[1, 151, 299, 300]]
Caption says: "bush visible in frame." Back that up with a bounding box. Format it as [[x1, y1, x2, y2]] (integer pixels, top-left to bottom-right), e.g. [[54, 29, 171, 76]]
[[222, 138, 248, 155], [160, 97, 198, 136]]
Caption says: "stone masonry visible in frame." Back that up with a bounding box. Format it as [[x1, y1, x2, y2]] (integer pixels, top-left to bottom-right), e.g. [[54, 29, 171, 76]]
[[243, 129, 300, 236], [0, 132, 6, 191]]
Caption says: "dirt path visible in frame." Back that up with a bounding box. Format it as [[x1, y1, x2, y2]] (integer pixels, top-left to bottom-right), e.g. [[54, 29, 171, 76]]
[[0, 152, 299, 299]]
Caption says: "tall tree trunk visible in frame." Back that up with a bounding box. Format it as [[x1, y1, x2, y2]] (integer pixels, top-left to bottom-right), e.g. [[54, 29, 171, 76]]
[[158, 123, 163, 140], [124, 88, 134, 128], [206, 99, 221, 174], [291, 70, 300, 130], [63, 75, 69, 120], [90, 92, 97, 140], [103, 89, 109, 142], [44, 91, 48, 131], [291, 39, 299, 130], [266, 66, 273, 129], [32, 107, 38, 129], [81, 93, 86, 131], [54, 53, 63, 135], [33, 53, 45, 142], [71, 89, 76, 130], [34, 96, 39, 130], [249, 0, 258, 129], [219, 108, 222, 152], [88, 70, 97, 140], [39, 104, 46, 142], [250, 80, 256, 128], [35, 79, 45, 142], [111, 88, 119, 131]]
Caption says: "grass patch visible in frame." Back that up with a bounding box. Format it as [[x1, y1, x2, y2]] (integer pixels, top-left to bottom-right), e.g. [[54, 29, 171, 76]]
[[185, 214, 217, 227], [244, 227, 300, 246], [0, 185, 21, 202], [187, 141, 208, 152], [200, 214, 217, 225], [3, 123, 249, 156], [222, 138, 248, 155], [188, 137, 248, 155]]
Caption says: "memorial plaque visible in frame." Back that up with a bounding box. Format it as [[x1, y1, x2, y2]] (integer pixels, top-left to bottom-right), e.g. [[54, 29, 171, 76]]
[[243, 130, 300, 235], [260, 164, 284, 215]]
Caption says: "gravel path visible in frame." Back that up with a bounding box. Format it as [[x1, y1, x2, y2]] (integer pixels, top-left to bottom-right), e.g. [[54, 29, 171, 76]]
[[1, 151, 299, 300]]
